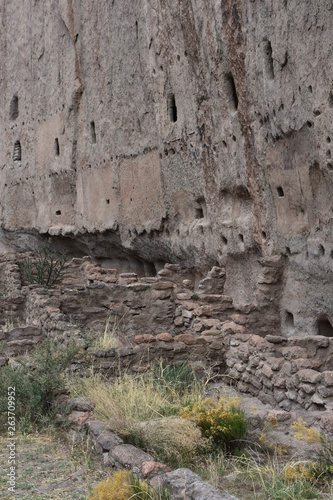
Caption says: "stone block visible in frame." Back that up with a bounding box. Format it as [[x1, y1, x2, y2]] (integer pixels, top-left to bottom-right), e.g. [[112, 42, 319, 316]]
[[174, 334, 199, 345], [201, 329, 222, 337], [135, 334, 156, 344], [266, 335, 286, 344], [261, 363, 273, 379], [320, 413, 333, 433], [311, 393, 325, 406], [174, 342, 186, 353], [110, 444, 154, 472], [0, 356, 8, 367], [298, 369, 322, 384], [272, 374, 286, 388], [267, 357, 284, 371], [156, 332, 173, 342], [299, 383, 316, 395], [151, 468, 235, 500], [322, 371, 333, 387], [67, 397, 96, 412], [249, 335, 267, 348], [68, 411, 93, 426], [221, 321, 247, 336], [141, 461, 172, 479], [282, 346, 307, 360], [201, 318, 221, 329], [273, 388, 286, 403], [317, 386, 333, 398], [174, 316, 184, 326]]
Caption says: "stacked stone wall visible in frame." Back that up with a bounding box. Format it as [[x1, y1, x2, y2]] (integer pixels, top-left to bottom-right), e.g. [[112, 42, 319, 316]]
[[1, 254, 333, 413]]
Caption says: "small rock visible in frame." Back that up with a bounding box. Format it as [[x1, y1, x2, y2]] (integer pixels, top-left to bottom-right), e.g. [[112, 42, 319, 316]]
[[9, 361, 22, 371], [67, 397, 96, 412], [0, 356, 8, 367], [320, 413, 333, 433], [322, 371, 333, 387], [141, 461, 172, 478], [151, 468, 234, 500], [68, 411, 92, 426]]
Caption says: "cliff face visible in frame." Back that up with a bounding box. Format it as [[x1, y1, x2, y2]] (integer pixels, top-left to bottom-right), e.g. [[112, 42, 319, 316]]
[[1, 0, 333, 336]]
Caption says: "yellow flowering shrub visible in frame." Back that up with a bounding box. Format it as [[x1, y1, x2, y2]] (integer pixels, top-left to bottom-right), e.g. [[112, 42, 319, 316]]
[[89, 470, 133, 500], [179, 397, 248, 450], [89, 470, 162, 500], [291, 418, 321, 444], [284, 463, 315, 482]]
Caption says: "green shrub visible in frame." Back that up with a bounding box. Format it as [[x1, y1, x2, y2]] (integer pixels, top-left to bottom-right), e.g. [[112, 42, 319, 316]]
[[180, 396, 248, 451], [0, 339, 82, 432], [153, 360, 197, 392], [264, 478, 320, 499], [22, 239, 70, 288]]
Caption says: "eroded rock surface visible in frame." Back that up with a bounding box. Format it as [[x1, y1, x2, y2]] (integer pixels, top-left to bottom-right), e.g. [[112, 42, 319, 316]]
[[1, 1, 333, 336]]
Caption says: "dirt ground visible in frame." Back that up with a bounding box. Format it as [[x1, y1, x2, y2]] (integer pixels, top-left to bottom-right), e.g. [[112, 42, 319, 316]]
[[0, 433, 108, 500]]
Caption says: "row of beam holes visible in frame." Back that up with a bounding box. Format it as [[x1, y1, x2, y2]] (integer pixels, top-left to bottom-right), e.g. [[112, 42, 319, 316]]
[[286, 245, 332, 259], [220, 234, 245, 246], [317, 245, 333, 259]]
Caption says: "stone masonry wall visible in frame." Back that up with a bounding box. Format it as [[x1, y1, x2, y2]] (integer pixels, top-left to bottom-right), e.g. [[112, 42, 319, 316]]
[[1, 254, 333, 414]]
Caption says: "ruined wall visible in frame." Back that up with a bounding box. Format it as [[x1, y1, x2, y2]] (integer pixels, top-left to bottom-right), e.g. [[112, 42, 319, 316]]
[[2, 256, 333, 412], [1, 1, 333, 336]]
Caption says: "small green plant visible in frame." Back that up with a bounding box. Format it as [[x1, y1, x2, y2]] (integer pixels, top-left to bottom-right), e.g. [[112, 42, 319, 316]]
[[22, 239, 70, 288], [180, 396, 248, 451], [153, 360, 197, 392], [264, 477, 320, 499], [0, 339, 82, 432]]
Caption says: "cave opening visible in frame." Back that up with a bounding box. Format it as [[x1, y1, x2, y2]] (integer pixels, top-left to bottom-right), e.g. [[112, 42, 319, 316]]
[[317, 318, 333, 337]]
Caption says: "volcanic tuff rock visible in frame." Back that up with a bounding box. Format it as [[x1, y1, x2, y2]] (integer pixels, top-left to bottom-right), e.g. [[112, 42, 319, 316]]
[[1, 1, 333, 335]]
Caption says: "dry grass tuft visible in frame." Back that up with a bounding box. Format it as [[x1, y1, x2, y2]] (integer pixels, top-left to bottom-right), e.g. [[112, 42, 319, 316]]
[[93, 316, 122, 349], [67, 371, 173, 434], [136, 417, 211, 468]]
